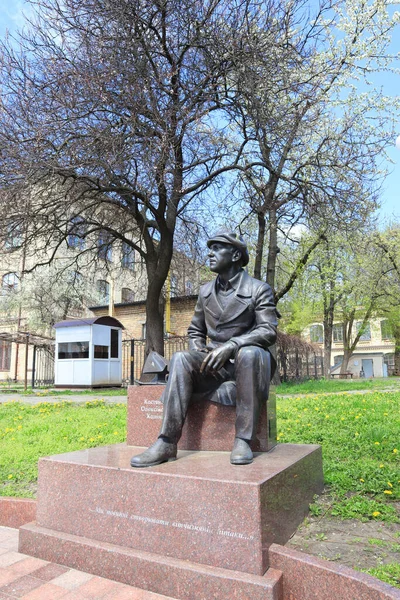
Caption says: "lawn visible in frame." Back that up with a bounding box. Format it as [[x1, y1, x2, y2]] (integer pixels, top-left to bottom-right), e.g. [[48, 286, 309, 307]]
[[0, 400, 127, 497], [1, 391, 398, 520], [0, 390, 399, 588], [277, 391, 399, 523], [277, 376, 400, 395]]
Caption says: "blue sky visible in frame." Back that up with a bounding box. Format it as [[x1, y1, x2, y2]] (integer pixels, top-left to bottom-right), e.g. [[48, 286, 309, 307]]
[[0, 0, 398, 222]]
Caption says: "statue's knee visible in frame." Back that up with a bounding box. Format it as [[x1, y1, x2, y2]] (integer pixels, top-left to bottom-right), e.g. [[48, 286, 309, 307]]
[[170, 350, 191, 365], [236, 346, 260, 364]]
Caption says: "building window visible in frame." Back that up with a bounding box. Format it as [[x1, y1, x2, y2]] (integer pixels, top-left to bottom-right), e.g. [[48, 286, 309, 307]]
[[141, 323, 146, 339], [2, 272, 19, 292], [97, 230, 113, 261], [121, 287, 134, 303], [110, 329, 119, 358], [356, 321, 371, 341], [381, 320, 393, 340], [171, 275, 178, 298], [332, 323, 343, 343], [310, 324, 323, 343], [185, 280, 193, 295], [0, 340, 12, 370], [4, 222, 23, 251], [58, 341, 89, 359], [97, 279, 110, 304], [333, 355, 343, 366], [68, 216, 86, 250], [384, 353, 395, 375], [121, 242, 135, 270]]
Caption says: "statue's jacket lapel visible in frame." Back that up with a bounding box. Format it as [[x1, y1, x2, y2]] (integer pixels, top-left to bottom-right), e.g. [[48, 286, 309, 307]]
[[202, 271, 257, 345]]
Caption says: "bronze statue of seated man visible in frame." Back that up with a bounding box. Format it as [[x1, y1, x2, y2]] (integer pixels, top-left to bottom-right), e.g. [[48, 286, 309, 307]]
[[130, 231, 278, 467]]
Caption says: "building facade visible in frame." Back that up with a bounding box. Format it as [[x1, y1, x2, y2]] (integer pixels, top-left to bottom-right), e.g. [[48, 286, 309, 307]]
[[306, 319, 395, 377]]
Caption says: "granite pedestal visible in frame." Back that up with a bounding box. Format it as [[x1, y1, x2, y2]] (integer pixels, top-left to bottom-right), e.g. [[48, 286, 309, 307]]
[[127, 383, 277, 451], [19, 442, 323, 598]]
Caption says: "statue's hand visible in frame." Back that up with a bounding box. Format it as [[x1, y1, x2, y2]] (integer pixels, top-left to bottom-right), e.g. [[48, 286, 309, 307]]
[[200, 343, 235, 374]]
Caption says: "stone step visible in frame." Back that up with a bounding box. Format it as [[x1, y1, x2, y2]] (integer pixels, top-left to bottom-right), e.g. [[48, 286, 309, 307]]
[[20, 522, 284, 600]]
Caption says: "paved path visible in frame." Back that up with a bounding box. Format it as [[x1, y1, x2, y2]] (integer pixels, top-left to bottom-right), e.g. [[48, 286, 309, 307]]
[[0, 526, 175, 600], [0, 394, 127, 405]]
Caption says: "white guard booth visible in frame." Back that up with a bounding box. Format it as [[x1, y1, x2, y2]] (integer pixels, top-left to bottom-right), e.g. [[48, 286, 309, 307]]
[[54, 316, 124, 387]]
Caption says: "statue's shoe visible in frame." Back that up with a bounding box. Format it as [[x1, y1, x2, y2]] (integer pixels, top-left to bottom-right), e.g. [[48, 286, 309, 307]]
[[130, 438, 177, 468], [230, 438, 253, 465]]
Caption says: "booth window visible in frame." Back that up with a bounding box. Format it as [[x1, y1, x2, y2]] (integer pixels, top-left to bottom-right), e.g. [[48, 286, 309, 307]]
[[0, 340, 12, 370], [110, 329, 119, 358], [94, 345, 109, 359], [58, 341, 89, 359]]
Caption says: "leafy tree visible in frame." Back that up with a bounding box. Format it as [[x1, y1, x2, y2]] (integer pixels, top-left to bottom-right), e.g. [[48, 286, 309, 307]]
[[0, 0, 250, 355], [226, 0, 399, 291]]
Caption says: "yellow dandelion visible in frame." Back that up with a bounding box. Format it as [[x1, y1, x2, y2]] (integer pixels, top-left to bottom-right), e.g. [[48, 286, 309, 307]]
[[393, 449, 398, 454], [384, 490, 392, 495], [380, 464, 384, 468], [7, 474, 13, 479], [360, 478, 364, 482], [374, 442, 380, 445], [372, 511, 381, 517], [387, 482, 393, 488]]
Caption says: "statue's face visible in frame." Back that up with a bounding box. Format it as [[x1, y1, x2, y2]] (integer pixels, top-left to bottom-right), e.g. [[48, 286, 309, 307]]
[[208, 243, 240, 273]]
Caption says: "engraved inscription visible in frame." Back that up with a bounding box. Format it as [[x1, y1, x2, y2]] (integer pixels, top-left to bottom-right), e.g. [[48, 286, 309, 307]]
[[88, 506, 254, 541], [140, 398, 163, 420]]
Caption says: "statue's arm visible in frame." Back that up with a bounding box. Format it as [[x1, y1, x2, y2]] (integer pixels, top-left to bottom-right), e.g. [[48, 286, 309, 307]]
[[230, 283, 278, 350], [187, 295, 207, 351]]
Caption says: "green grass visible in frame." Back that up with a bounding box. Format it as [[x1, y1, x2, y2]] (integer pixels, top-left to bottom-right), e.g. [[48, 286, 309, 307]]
[[277, 377, 400, 395], [1, 388, 399, 588], [0, 400, 126, 497], [360, 563, 400, 588], [17, 387, 127, 396], [277, 391, 400, 523]]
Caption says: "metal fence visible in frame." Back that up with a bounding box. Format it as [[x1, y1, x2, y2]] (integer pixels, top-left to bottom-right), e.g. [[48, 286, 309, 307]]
[[128, 336, 189, 382], [276, 346, 324, 382], [130, 335, 324, 384], [31, 333, 323, 388], [32, 345, 55, 388]]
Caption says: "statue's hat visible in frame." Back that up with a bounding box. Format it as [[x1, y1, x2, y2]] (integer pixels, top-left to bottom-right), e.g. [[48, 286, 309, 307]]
[[207, 231, 249, 266]]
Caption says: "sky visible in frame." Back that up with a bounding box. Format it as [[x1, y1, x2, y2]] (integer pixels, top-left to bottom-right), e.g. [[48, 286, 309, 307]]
[[0, 0, 398, 223]]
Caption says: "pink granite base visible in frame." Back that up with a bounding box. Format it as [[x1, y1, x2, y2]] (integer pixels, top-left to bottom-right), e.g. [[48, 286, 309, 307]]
[[127, 384, 277, 451], [21, 443, 322, 577], [19, 523, 283, 600], [0, 497, 37, 528], [268, 544, 400, 600]]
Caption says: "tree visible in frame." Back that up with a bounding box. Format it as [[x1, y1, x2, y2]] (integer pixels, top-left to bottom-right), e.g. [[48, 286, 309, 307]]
[[374, 225, 400, 374], [225, 0, 399, 292], [0, 0, 251, 355], [0, 263, 96, 335]]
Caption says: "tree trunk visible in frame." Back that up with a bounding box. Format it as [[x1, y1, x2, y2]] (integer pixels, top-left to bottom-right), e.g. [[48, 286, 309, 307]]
[[253, 212, 265, 280], [340, 314, 355, 374], [323, 318, 333, 379], [266, 207, 278, 290], [393, 325, 400, 376], [144, 230, 175, 357]]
